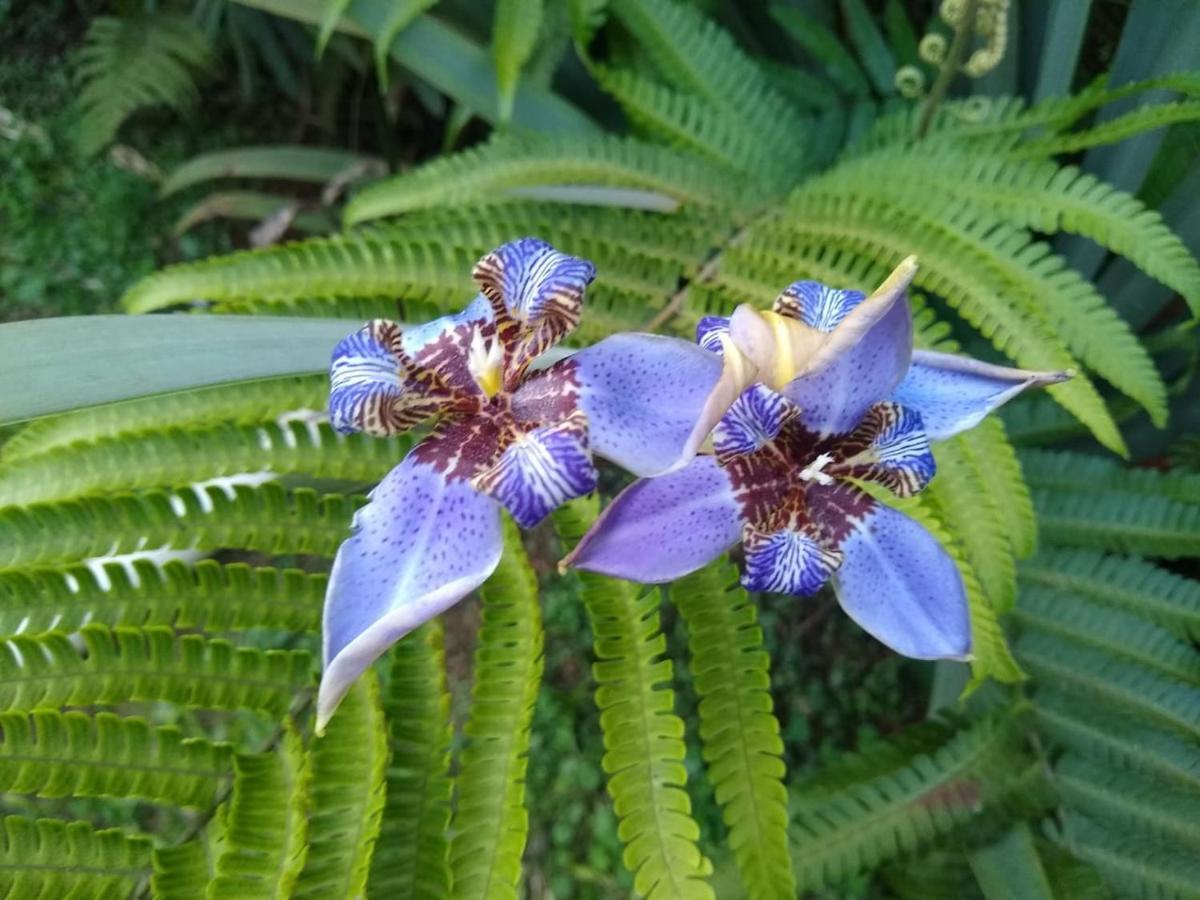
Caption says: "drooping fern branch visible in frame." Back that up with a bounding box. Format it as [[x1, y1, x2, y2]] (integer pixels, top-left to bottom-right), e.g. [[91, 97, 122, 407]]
[[671, 560, 794, 900], [0, 816, 152, 899], [555, 495, 715, 900], [448, 517, 544, 899], [369, 622, 453, 899]]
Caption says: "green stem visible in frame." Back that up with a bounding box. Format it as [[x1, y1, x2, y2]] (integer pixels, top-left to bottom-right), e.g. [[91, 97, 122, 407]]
[[918, 0, 982, 138]]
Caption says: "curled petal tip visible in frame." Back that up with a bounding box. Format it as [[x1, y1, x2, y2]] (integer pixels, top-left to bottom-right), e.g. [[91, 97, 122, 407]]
[[868, 256, 919, 306]]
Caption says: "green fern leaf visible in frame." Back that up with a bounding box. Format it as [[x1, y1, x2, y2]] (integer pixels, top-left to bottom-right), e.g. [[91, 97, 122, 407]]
[[1, 375, 327, 466], [1057, 815, 1200, 900], [294, 673, 388, 899], [0, 559, 324, 636], [1014, 100, 1200, 158], [75, 13, 213, 155], [788, 711, 1036, 892], [449, 517, 543, 900], [0, 709, 231, 808], [769, 4, 871, 96], [556, 496, 715, 900], [0, 483, 357, 571], [1022, 449, 1200, 504], [343, 134, 745, 224], [493, 0, 543, 122], [209, 726, 310, 899], [1019, 548, 1200, 642], [0, 626, 311, 718], [152, 839, 213, 900], [1028, 491, 1200, 559], [369, 623, 453, 899], [0, 422, 404, 509], [672, 560, 795, 900], [0, 816, 151, 898]]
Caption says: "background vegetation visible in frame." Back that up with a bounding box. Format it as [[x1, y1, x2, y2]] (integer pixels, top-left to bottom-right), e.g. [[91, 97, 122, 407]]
[[0, 0, 1197, 897]]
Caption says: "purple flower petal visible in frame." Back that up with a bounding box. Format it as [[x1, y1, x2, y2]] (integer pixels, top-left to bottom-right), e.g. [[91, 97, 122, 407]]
[[564, 456, 743, 582], [473, 237, 596, 374], [473, 410, 598, 528], [696, 315, 731, 354], [317, 456, 503, 731], [779, 286, 912, 435], [891, 350, 1071, 441], [712, 384, 798, 460], [774, 281, 866, 331], [522, 333, 744, 477], [741, 524, 842, 595], [329, 298, 494, 435], [831, 500, 971, 660], [831, 402, 936, 497]]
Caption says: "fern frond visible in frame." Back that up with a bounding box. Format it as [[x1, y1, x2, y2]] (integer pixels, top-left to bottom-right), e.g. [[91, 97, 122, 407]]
[[1021, 449, 1200, 504], [75, 13, 212, 155], [1013, 589, 1199, 683], [813, 150, 1200, 316], [449, 517, 544, 900], [968, 417, 1037, 558], [1055, 754, 1200, 849], [0, 816, 151, 898], [1014, 100, 1200, 159], [0, 483, 356, 571], [1016, 631, 1200, 736], [0, 422, 403, 509], [0, 709, 231, 808], [1, 375, 327, 466], [0, 626, 311, 717], [606, 0, 807, 171], [788, 711, 1036, 892], [151, 839, 212, 900], [0, 559, 324, 636], [1029, 488, 1200, 558], [777, 189, 1166, 433], [672, 561, 795, 900], [294, 673, 388, 899], [369, 623, 453, 899], [209, 726, 310, 898], [1018, 548, 1200, 642], [343, 134, 744, 224], [556, 496, 715, 899], [728, 201, 1126, 453], [1032, 691, 1200, 793], [1057, 815, 1200, 900]]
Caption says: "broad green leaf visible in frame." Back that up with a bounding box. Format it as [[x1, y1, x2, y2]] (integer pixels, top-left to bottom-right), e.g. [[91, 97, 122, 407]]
[[0, 316, 360, 424]]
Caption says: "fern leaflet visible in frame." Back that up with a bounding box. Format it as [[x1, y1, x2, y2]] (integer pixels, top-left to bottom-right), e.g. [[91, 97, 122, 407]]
[[0, 816, 151, 899]]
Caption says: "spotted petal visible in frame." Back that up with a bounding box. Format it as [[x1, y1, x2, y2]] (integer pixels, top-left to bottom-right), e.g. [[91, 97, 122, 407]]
[[564, 456, 743, 582], [832, 500, 971, 660], [891, 350, 1071, 441], [317, 456, 503, 731], [329, 298, 493, 435], [473, 237, 596, 375], [712, 383, 798, 461], [741, 523, 842, 595], [831, 402, 936, 497], [473, 410, 597, 528], [517, 333, 747, 477]]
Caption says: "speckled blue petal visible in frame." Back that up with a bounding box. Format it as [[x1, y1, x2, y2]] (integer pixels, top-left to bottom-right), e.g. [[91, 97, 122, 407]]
[[832, 402, 936, 497], [780, 285, 912, 436], [564, 456, 743, 582], [317, 455, 503, 731], [891, 350, 1071, 441], [774, 281, 866, 332], [741, 524, 842, 595], [832, 501, 971, 660], [473, 411, 597, 528], [712, 384, 797, 461], [555, 333, 733, 476]]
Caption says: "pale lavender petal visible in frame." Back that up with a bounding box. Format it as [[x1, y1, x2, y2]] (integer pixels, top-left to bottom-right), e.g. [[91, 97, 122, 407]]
[[832, 501, 971, 660], [317, 456, 503, 731], [832, 402, 936, 497], [891, 349, 1072, 441], [473, 410, 597, 528], [549, 333, 735, 476], [712, 384, 797, 460], [741, 524, 842, 595], [781, 288, 912, 435], [564, 456, 743, 582]]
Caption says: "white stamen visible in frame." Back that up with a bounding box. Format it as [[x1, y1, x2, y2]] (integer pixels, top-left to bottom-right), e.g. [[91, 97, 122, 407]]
[[467, 326, 504, 396], [799, 452, 836, 486]]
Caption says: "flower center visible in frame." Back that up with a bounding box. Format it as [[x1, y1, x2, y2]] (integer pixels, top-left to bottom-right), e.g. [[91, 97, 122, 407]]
[[798, 452, 836, 486], [467, 326, 505, 398]]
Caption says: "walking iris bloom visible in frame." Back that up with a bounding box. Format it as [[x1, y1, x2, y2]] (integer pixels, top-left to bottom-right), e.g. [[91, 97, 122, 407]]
[[317, 238, 745, 729], [565, 258, 1069, 661]]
